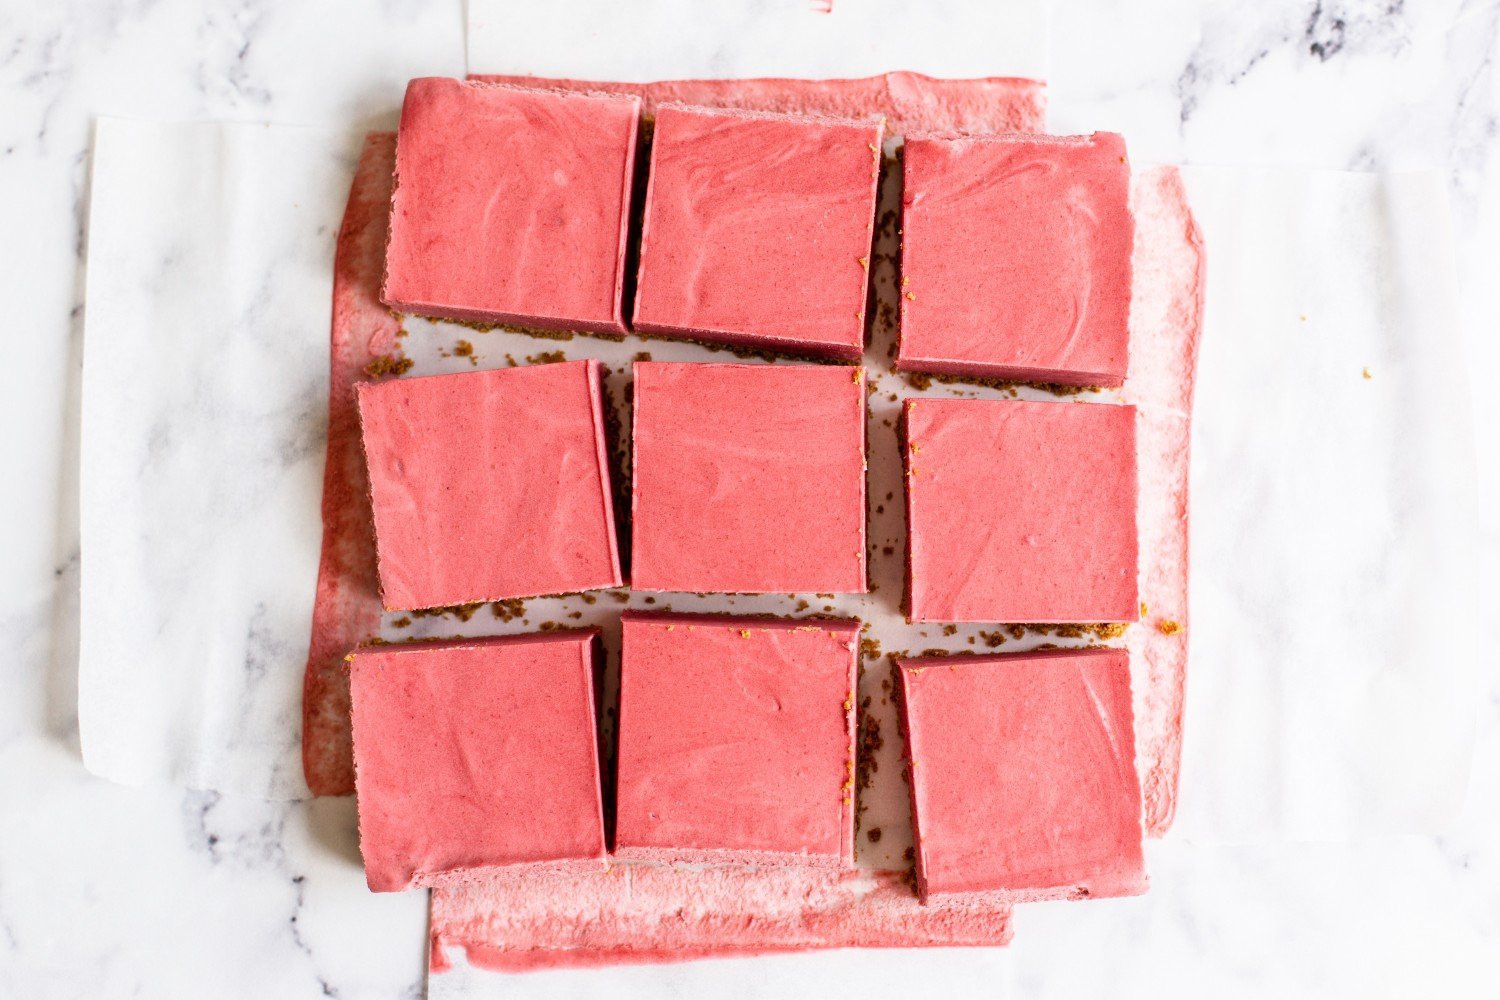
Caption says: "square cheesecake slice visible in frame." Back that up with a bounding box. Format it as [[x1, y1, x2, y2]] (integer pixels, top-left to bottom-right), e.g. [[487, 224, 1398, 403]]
[[350, 631, 606, 892], [356, 360, 621, 610], [630, 361, 866, 594], [898, 648, 1146, 904], [382, 78, 640, 332], [897, 131, 1134, 387], [632, 103, 883, 360], [615, 612, 859, 867], [904, 397, 1138, 624]]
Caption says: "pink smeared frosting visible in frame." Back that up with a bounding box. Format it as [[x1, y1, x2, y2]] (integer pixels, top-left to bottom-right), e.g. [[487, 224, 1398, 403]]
[[614, 613, 859, 867], [897, 649, 1146, 904], [356, 360, 622, 610], [897, 132, 1134, 387], [383, 78, 640, 332], [904, 398, 1139, 624], [1122, 166, 1205, 836], [350, 631, 607, 893], [632, 104, 882, 359], [630, 361, 866, 594]]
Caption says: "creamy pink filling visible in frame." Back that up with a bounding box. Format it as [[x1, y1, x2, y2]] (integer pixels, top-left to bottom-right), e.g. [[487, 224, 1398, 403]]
[[904, 397, 1139, 624], [349, 631, 607, 893], [897, 132, 1134, 387], [382, 78, 640, 332], [632, 103, 882, 359], [630, 361, 866, 593], [430, 865, 1012, 972], [356, 360, 622, 610], [1122, 166, 1205, 836], [898, 649, 1146, 904], [614, 613, 859, 866]]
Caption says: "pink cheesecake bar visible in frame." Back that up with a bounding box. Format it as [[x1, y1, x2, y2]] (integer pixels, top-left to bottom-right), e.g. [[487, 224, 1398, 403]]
[[897, 132, 1134, 387], [630, 361, 866, 593], [898, 648, 1146, 904], [615, 612, 859, 867], [382, 78, 640, 332], [356, 360, 621, 610], [904, 398, 1138, 623], [632, 103, 883, 360], [349, 631, 606, 892]]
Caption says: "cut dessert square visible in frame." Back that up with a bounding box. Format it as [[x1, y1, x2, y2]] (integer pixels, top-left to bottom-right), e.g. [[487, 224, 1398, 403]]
[[382, 78, 640, 332], [356, 360, 621, 611], [897, 131, 1134, 387], [897, 648, 1146, 903], [349, 631, 606, 892], [630, 361, 866, 593], [904, 397, 1138, 623], [614, 612, 859, 867], [632, 103, 883, 360]]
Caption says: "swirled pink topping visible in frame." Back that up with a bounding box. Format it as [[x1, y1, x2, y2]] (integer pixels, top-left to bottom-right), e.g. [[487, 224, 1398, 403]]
[[382, 78, 639, 332], [633, 104, 882, 359], [350, 631, 606, 893], [904, 397, 1138, 624], [630, 361, 867, 593], [898, 649, 1146, 903], [615, 612, 859, 867], [356, 360, 621, 610], [898, 131, 1133, 386]]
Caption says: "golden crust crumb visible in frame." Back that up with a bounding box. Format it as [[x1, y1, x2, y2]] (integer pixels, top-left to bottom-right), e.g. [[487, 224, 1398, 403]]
[[364, 354, 413, 378]]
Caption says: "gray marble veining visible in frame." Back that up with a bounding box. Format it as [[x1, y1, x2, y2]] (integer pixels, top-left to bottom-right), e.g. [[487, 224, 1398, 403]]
[[2, 0, 1498, 997]]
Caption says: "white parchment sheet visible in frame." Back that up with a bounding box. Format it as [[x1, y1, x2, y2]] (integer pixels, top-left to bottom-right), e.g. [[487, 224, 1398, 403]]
[[80, 120, 363, 799], [466, 0, 1050, 82], [1174, 166, 1478, 842]]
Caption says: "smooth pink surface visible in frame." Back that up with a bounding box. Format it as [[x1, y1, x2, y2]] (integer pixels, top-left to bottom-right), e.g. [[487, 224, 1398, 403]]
[[468, 72, 1046, 136], [614, 613, 859, 867], [632, 104, 882, 359], [898, 649, 1146, 903], [905, 398, 1138, 623], [382, 78, 639, 331], [356, 360, 621, 610], [898, 132, 1134, 386], [630, 361, 866, 593], [349, 632, 607, 893]]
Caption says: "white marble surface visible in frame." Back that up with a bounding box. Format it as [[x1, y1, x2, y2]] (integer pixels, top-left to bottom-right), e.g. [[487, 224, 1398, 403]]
[[468, 0, 1048, 79], [1177, 165, 1477, 843], [3, 0, 1499, 997]]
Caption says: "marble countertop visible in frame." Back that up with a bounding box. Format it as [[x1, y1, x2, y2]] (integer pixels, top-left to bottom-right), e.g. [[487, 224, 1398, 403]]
[[3, 0, 1498, 996]]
